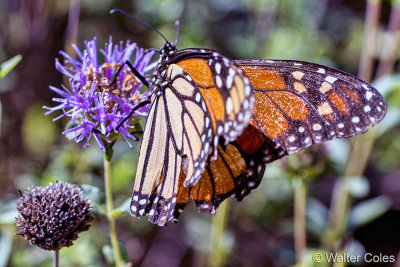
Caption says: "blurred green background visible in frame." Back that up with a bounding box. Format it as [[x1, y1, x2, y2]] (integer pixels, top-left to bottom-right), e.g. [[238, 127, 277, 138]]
[[1, 0, 400, 266]]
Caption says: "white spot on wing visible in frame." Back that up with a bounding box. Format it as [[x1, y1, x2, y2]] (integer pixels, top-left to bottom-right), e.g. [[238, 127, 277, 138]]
[[226, 97, 233, 114], [325, 76, 337, 84], [223, 57, 229, 66], [216, 75, 223, 88], [226, 68, 235, 88], [215, 63, 221, 74], [366, 91, 373, 100], [352, 116, 360, 123], [313, 123, 322, 131]]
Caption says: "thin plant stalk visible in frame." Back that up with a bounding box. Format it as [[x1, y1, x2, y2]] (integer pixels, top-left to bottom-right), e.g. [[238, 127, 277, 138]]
[[63, 0, 81, 86], [324, 0, 383, 251], [376, 0, 400, 77], [294, 178, 307, 265], [358, 0, 382, 82], [208, 199, 231, 267], [54, 250, 59, 267], [104, 156, 123, 267]]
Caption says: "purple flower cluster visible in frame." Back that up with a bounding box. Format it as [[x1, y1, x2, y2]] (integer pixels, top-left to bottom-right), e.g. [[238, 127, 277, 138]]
[[44, 37, 156, 151]]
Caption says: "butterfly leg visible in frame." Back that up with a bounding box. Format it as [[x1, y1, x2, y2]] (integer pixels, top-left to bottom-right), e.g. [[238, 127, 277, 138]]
[[91, 100, 150, 136], [114, 99, 151, 130], [109, 60, 150, 88], [91, 60, 152, 135]]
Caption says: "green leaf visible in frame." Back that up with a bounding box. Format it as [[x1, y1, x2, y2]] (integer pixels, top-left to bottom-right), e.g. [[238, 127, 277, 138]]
[[0, 229, 12, 267], [348, 196, 391, 230], [80, 184, 102, 203], [343, 176, 370, 198], [0, 209, 18, 225], [102, 244, 114, 265], [102, 242, 128, 265], [371, 75, 400, 136], [0, 199, 18, 225], [80, 184, 106, 216], [306, 198, 328, 236], [111, 210, 123, 217], [119, 241, 129, 263], [0, 55, 22, 79], [112, 198, 131, 218], [372, 74, 400, 99], [376, 108, 400, 137], [344, 238, 366, 260]]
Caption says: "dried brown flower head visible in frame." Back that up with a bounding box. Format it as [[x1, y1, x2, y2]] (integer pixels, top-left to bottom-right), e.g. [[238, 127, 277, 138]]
[[16, 181, 94, 251]]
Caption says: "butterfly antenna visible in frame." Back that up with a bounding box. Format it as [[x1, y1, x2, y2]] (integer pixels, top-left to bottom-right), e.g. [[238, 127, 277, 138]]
[[174, 20, 180, 45], [110, 9, 169, 43]]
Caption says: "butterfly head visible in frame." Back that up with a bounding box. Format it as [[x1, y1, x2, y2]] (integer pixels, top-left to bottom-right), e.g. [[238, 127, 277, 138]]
[[159, 41, 177, 62]]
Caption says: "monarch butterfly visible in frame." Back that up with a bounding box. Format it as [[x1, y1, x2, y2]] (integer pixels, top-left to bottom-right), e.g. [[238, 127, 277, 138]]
[[110, 10, 387, 226]]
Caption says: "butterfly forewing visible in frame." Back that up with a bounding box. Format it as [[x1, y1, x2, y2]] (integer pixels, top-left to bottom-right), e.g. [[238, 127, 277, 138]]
[[174, 50, 254, 168], [235, 59, 387, 161]]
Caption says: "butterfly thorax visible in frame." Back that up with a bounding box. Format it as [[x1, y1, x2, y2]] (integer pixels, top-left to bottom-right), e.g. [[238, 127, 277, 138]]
[[150, 42, 177, 96]]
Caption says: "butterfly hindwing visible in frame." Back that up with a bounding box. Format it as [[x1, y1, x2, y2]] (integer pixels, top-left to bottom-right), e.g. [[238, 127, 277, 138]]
[[173, 135, 266, 220]]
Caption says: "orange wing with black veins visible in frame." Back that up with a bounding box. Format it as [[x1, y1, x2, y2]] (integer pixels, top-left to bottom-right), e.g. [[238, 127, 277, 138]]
[[170, 59, 386, 221]]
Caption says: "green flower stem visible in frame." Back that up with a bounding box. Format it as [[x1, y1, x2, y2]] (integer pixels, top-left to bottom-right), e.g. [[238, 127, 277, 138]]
[[104, 156, 123, 267], [208, 199, 230, 267], [294, 177, 307, 265], [54, 250, 59, 267]]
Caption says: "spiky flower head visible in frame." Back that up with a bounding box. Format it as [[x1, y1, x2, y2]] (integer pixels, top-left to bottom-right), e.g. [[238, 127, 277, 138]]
[[44, 37, 156, 151], [15, 181, 94, 251]]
